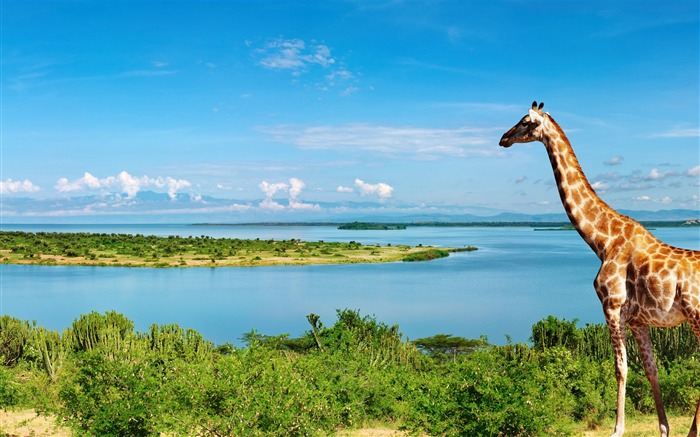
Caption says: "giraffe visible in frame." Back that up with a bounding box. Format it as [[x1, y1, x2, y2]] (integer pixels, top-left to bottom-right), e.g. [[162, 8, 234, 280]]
[[499, 102, 700, 437]]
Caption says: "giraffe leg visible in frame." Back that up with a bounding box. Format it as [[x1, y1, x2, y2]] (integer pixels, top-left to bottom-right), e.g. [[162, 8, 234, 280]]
[[629, 324, 669, 437], [690, 392, 700, 437], [606, 316, 628, 437], [687, 318, 700, 437]]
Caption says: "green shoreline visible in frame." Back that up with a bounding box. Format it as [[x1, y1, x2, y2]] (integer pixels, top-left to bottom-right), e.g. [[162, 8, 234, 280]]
[[0, 230, 476, 268]]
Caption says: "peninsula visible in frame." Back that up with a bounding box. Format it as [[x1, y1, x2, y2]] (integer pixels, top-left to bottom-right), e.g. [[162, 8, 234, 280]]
[[0, 231, 476, 268]]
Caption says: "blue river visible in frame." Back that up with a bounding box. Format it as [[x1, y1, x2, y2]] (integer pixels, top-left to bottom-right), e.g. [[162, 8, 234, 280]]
[[1, 224, 698, 346]]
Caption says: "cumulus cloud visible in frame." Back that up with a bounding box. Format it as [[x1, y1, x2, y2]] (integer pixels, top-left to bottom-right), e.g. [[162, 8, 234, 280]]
[[0, 178, 40, 194], [354, 179, 394, 200], [55, 171, 191, 200], [686, 165, 700, 177], [337, 185, 354, 193], [288, 177, 305, 198], [258, 177, 320, 211], [259, 180, 289, 198], [644, 168, 678, 181]]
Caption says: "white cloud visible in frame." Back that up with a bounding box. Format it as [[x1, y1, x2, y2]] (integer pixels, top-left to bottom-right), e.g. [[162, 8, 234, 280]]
[[591, 181, 609, 192], [645, 168, 678, 181], [259, 181, 289, 198], [259, 197, 286, 211], [259, 177, 320, 211], [337, 186, 354, 193], [636, 195, 651, 201], [661, 196, 672, 204], [264, 123, 499, 159], [515, 176, 527, 184], [54, 171, 191, 200], [652, 128, 700, 138], [686, 165, 700, 177], [258, 38, 335, 72], [288, 177, 305, 199], [0, 178, 40, 194], [354, 178, 394, 200], [289, 199, 320, 210], [255, 38, 359, 94], [604, 156, 624, 166]]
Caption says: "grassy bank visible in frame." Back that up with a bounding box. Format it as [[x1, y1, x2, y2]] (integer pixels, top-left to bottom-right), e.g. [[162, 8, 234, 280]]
[[0, 231, 475, 268]]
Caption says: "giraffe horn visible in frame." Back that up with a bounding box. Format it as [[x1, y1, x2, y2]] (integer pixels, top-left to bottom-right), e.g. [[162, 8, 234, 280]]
[[538, 102, 544, 112], [532, 101, 538, 110]]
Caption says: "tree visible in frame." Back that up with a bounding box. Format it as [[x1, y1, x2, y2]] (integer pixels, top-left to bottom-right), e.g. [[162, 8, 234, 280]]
[[413, 334, 489, 362]]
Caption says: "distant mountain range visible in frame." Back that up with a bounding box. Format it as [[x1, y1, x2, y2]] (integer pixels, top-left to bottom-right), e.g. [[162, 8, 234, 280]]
[[1, 190, 698, 224]]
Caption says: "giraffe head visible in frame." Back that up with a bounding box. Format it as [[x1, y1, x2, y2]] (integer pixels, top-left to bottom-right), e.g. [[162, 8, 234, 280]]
[[499, 101, 546, 148]]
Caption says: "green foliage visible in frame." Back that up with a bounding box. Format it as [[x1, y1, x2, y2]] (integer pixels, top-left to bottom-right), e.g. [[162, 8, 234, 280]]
[[413, 334, 489, 361], [0, 365, 22, 407], [0, 231, 456, 267], [59, 349, 167, 436], [147, 323, 213, 361], [0, 315, 33, 366], [531, 315, 582, 351], [402, 248, 449, 262], [33, 327, 64, 381], [338, 222, 407, 230], [66, 311, 134, 354], [0, 311, 697, 436]]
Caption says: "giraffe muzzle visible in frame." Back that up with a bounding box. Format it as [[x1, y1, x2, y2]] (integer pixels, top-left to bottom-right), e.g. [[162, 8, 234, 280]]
[[499, 133, 514, 148]]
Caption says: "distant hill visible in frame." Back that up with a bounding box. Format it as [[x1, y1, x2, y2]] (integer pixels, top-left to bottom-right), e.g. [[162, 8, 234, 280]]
[[1, 190, 698, 224]]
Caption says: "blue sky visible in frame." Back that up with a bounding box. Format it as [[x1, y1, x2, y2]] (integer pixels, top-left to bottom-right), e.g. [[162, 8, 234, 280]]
[[2, 0, 698, 221]]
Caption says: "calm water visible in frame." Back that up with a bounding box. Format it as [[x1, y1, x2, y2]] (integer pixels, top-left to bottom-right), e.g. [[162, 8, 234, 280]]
[[1, 224, 698, 345]]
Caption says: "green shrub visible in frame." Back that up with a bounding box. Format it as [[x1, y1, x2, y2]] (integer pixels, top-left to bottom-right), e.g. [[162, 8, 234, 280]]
[[0, 366, 22, 408], [60, 350, 166, 436], [0, 315, 33, 366], [402, 249, 449, 262]]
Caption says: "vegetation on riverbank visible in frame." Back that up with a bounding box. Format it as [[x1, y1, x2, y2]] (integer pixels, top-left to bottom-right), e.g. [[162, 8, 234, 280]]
[[338, 222, 407, 230], [1, 311, 698, 436], [0, 231, 471, 268]]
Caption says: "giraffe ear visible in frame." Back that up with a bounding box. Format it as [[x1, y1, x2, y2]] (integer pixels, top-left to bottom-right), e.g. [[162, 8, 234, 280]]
[[538, 102, 544, 112], [532, 101, 538, 110]]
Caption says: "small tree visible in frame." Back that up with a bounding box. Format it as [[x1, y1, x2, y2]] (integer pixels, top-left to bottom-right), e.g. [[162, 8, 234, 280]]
[[413, 334, 489, 362]]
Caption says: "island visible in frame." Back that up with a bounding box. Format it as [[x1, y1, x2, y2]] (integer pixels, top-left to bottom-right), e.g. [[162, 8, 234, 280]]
[[337, 222, 407, 230], [0, 231, 477, 268]]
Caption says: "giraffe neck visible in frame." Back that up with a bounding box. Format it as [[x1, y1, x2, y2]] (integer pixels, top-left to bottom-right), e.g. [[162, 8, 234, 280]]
[[541, 116, 622, 259]]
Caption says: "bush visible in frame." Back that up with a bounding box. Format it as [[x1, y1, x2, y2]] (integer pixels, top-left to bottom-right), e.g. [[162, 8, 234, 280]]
[[0, 366, 22, 408], [402, 249, 449, 262], [60, 349, 168, 436], [0, 315, 33, 366], [405, 347, 565, 436]]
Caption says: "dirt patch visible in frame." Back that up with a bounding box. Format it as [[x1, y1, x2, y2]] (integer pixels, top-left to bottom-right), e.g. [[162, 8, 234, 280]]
[[336, 429, 410, 436], [0, 409, 70, 437]]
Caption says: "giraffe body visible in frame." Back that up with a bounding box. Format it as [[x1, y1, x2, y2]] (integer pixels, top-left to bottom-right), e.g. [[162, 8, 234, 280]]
[[500, 102, 700, 437]]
